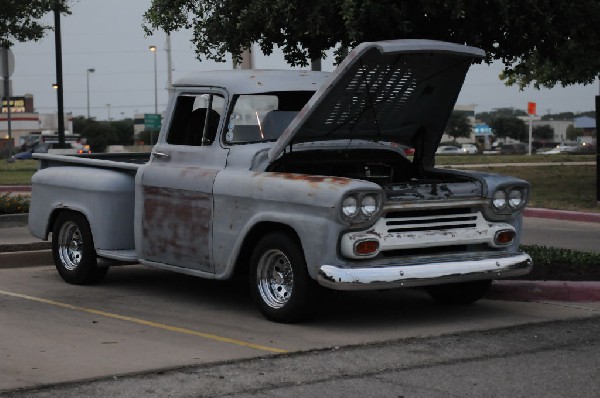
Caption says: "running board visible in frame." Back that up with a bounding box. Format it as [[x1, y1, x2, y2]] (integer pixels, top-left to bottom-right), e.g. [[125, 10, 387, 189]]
[[96, 249, 138, 262]]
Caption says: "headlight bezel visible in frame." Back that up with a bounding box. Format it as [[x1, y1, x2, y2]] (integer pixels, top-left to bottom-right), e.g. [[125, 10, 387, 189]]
[[489, 185, 528, 216], [340, 191, 383, 224]]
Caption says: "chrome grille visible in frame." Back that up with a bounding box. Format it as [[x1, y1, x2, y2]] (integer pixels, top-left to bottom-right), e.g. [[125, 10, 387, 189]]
[[384, 208, 479, 233]]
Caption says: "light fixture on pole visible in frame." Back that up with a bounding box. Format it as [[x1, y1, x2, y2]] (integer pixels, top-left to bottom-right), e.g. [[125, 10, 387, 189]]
[[86, 68, 95, 119], [149, 45, 157, 115]]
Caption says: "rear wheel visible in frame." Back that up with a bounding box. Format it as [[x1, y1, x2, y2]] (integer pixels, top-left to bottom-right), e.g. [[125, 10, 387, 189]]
[[52, 211, 108, 285], [426, 280, 492, 305], [249, 233, 320, 323]]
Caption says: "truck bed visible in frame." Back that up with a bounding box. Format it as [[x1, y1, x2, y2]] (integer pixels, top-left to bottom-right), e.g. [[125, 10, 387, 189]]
[[33, 152, 150, 171]]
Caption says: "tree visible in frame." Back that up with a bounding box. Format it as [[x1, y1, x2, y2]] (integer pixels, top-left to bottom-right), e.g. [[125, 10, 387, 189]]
[[566, 125, 584, 142], [144, 0, 600, 88], [137, 129, 159, 146], [73, 116, 134, 152], [477, 108, 527, 125], [489, 116, 527, 142], [0, 1, 70, 48], [532, 125, 554, 141], [445, 112, 471, 141]]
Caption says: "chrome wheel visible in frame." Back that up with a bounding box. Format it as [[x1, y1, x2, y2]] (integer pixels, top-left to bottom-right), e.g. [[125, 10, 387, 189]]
[[57, 221, 84, 271], [256, 249, 294, 309]]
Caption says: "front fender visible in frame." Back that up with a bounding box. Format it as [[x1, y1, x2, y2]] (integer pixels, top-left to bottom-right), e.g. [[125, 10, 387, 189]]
[[212, 170, 379, 279]]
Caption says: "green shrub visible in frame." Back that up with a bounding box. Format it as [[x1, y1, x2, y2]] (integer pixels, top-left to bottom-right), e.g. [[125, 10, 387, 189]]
[[0, 193, 30, 214], [521, 244, 600, 265]]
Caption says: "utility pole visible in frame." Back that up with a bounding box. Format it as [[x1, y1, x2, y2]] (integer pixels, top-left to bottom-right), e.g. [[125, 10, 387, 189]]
[[166, 35, 173, 91], [1, 47, 12, 141], [53, 3, 66, 147], [596, 76, 600, 206]]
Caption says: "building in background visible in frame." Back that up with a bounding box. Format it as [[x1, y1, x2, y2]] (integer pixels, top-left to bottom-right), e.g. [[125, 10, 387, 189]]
[[0, 94, 73, 150]]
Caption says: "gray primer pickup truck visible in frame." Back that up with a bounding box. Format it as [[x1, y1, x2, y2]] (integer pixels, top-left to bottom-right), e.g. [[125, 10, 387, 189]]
[[29, 40, 532, 322]]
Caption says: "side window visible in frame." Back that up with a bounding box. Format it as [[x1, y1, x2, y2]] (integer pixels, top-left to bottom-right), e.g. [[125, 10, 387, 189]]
[[166, 93, 225, 146]]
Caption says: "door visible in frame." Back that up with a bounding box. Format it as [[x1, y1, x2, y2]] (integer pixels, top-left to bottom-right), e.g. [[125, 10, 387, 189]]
[[139, 91, 228, 272]]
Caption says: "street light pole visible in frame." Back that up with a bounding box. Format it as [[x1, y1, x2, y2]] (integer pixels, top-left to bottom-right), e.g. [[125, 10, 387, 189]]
[[53, 4, 65, 147], [149, 45, 157, 115], [86, 68, 95, 119], [149, 45, 158, 145]]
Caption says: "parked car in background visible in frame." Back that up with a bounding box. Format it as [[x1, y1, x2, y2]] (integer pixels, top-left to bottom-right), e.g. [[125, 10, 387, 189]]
[[435, 145, 463, 155], [461, 143, 478, 154], [540, 144, 574, 155], [564, 144, 596, 155], [499, 143, 528, 155], [12, 142, 91, 160]]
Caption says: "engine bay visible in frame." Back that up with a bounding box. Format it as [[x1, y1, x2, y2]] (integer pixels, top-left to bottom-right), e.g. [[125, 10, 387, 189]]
[[266, 147, 483, 200]]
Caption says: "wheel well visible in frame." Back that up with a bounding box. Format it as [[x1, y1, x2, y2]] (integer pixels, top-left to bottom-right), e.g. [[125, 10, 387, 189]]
[[234, 222, 302, 278], [47, 208, 84, 237]]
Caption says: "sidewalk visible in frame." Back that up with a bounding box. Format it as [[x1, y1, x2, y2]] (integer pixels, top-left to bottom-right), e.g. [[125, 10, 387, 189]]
[[1, 209, 599, 303]]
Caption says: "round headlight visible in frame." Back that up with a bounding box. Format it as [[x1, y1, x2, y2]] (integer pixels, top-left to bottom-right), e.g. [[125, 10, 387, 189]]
[[361, 194, 378, 216], [492, 190, 507, 209], [342, 196, 358, 218], [508, 189, 524, 208]]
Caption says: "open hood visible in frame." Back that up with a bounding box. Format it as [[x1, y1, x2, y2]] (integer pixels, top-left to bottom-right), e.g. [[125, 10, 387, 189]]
[[268, 39, 485, 165]]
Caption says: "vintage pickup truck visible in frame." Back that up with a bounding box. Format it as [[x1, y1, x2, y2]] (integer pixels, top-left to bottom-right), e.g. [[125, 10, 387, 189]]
[[29, 40, 532, 322]]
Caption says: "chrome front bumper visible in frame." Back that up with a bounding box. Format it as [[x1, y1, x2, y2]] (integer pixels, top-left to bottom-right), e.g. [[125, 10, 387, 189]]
[[317, 252, 532, 291]]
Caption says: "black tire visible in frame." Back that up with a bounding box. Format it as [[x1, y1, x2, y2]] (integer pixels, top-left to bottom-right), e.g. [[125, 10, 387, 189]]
[[52, 211, 108, 285], [249, 233, 320, 323], [426, 279, 492, 305]]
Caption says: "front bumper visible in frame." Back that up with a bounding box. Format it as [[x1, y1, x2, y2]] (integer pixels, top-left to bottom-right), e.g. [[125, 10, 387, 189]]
[[317, 252, 532, 291]]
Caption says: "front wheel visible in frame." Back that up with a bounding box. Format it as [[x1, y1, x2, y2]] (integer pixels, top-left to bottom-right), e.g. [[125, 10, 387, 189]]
[[249, 233, 320, 323], [52, 211, 108, 285], [426, 280, 492, 305]]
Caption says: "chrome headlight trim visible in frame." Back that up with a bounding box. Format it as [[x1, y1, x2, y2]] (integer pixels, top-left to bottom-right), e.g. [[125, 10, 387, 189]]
[[340, 191, 383, 224], [492, 190, 507, 210], [508, 188, 524, 209], [360, 194, 379, 217], [342, 196, 359, 218], [488, 185, 529, 218]]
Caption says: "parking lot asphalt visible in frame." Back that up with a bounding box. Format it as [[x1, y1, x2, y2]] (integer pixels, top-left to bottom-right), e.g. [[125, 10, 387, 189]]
[[0, 208, 600, 302], [2, 208, 599, 303], [1, 209, 600, 393]]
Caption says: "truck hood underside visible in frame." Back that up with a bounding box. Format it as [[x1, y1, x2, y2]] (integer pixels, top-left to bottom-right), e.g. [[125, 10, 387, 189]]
[[268, 39, 485, 167]]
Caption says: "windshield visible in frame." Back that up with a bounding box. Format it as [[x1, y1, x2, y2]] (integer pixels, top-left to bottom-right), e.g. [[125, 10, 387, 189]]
[[224, 91, 314, 144]]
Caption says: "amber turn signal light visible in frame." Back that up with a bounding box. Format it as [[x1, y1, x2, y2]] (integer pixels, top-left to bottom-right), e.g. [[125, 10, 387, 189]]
[[495, 230, 515, 245], [355, 240, 379, 256]]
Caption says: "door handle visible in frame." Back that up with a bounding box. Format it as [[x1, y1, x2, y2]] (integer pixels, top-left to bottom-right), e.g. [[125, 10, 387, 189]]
[[152, 151, 170, 160]]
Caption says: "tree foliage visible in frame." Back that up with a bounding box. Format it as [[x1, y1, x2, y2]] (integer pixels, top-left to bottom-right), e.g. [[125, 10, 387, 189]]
[[0, 0, 70, 48], [489, 116, 527, 141], [144, 0, 600, 87], [444, 112, 472, 141], [566, 125, 584, 141], [532, 125, 554, 140], [477, 107, 527, 125], [73, 117, 133, 152]]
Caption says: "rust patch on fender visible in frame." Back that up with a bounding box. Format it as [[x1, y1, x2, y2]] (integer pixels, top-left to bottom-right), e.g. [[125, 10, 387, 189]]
[[257, 172, 353, 187]]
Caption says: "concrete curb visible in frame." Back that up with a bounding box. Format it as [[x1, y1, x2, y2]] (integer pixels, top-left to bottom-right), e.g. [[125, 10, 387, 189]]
[[523, 208, 600, 223], [0, 213, 28, 228], [488, 280, 600, 302]]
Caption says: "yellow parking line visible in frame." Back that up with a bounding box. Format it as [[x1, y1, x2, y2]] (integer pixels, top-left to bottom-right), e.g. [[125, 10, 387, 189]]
[[0, 289, 288, 354]]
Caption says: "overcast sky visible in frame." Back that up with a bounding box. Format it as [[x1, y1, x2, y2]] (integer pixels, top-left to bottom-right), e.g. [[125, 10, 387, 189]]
[[7, 0, 600, 121]]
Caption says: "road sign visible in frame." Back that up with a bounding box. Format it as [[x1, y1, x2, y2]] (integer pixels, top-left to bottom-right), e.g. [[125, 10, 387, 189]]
[[0, 48, 15, 78], [527, 102, 536, 115], [144, 113, 161, 131], [473, 123, 492, 136]]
